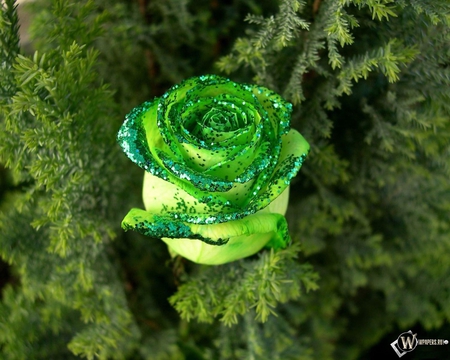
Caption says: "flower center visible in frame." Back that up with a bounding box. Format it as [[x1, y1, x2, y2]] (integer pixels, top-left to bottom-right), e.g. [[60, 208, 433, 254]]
[[179, 96, 258, 148], [201, 107, 243, 132]]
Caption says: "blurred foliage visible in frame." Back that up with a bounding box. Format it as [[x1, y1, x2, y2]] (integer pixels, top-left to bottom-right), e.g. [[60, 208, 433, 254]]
[[1, 0, 450, 359]]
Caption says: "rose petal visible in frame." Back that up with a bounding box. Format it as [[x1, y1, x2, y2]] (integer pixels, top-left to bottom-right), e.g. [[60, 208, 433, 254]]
[[118, 75, 309, 225], [142, 171, 223, 215], [122, 208, 290, 265], [142, 171, 289, 218], [247, 129, 309, 209]]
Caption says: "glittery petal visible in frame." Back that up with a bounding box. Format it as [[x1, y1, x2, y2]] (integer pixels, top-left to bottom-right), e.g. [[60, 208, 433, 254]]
[[248, 129, 309, 210], [142, 170, 290, 220], [257, 186, 290, 216], [117, 100, 168, 176], [143, 100, 176, 162], [122, 208, 290, 265], [251, 85, 292, 136], [118, 74, 310, 232], [142, 171, 207, 215]]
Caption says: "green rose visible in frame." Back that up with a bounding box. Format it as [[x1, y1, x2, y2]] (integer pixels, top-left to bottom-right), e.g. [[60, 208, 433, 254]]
[[117, 75, 309, 265]]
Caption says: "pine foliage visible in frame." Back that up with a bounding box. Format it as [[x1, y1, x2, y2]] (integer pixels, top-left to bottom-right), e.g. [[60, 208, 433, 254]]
[[0, 1, 139, 358], [1, 0, 450, 359], [170, 244, 318, 325]]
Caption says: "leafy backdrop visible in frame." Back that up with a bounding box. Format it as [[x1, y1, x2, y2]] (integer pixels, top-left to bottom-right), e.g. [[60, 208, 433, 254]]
[[1, 0, 449, 359]]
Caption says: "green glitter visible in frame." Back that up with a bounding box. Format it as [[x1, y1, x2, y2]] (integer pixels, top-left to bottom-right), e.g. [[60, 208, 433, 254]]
[[123, 209, 229, 245], [117, 74, 310, 229]]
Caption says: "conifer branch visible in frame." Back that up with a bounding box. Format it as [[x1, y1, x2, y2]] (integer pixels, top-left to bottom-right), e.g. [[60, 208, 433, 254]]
[[170, 243, 318, 326], [1, 0, 450, 358], [0, 0, 20, 103]]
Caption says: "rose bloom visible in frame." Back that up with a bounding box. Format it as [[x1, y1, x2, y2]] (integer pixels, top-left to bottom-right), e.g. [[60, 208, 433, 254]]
[[117, 75, 309, 265]]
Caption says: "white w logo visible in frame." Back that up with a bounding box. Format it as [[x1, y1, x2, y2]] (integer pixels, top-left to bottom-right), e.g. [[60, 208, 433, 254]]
[[391, 331, 418, 357], [400, 333, 417, 350]]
